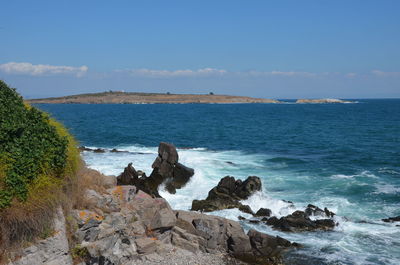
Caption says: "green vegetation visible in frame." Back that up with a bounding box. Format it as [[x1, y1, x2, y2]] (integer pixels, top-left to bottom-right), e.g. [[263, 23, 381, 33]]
[[0, 80, 79, 208], [0, 80, 80, 252]]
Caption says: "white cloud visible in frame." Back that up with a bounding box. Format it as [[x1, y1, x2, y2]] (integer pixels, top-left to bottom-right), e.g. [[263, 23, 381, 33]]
[[371, 70, 400, 77], [117, 68, 322, 78], [119, 67, 227, 77], [346, 73, 357, 78], [244, 70, 317, 77], [0, 62, 88, 77]]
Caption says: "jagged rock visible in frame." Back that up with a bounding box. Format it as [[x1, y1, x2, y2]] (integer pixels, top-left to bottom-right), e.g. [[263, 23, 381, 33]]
[[165, 163, 195, 194], [304, 204, 335, 218], [116, 162, 138, 185], [255, 208, 272, 217], [265, 210, 336, 232], [116, 142, 194, 197], [238, 204, 255, 215], [382, 216, 400, 223], [149, 142, 194, 194], [191, 176, 261, 213]]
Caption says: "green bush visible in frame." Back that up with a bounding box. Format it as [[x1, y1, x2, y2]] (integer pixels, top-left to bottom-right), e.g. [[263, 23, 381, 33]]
[[0, 80, 72, 208]]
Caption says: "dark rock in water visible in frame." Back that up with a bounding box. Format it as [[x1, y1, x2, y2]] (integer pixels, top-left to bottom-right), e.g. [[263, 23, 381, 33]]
[[79, 146, 93, 152], [305, 204, 335, 218], [255, 208, 272, 217], [79, 146, 106, 153], [117, 163, 138, 185], [238, 216, 246, 221], [116, 142, 194, 197], [242, 229, 300, 264], [110, 148, 129, 153], [382, 216, 400, 223], [164, 162, 195, 194], [238, 204, 255, 215], [324, 207, 335, 218], [265, 210, 336, 232], [249, 220, 260, 224], [158, 141, 179, 164], [266, 210, 336, 232], [191, 175, 261, 213]]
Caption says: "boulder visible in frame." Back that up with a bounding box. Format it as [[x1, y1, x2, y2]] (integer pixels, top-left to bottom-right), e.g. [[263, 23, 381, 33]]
[[382, 216, 400, 223], [246, 229, 299, 264], [265, 210, 336, 232], [116, 163, 138, 185], [255, 208, 272, 217], [304, 204, 335, 218], [191, 176, 261, 213]]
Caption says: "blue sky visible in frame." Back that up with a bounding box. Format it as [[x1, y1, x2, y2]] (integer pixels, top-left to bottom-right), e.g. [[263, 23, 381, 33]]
[[0, 0, 399, 98]]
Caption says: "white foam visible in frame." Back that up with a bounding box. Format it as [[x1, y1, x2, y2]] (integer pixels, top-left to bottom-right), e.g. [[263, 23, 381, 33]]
[[373, 183, 400, 194], [331, 174, 355, 179]]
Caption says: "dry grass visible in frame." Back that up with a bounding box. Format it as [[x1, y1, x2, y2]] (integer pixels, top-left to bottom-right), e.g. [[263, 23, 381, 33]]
[[70, 165, 111, 210]]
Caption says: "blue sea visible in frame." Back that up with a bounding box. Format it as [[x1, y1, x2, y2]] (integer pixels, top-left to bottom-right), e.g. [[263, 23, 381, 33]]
[[36, 100, 400, 265]]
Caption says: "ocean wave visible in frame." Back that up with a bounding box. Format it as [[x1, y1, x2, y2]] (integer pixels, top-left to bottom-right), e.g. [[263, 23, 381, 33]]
[[373, 183, 400, 194]]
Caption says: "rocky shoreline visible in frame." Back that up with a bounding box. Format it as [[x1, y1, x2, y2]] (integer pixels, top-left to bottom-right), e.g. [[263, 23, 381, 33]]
[[8, 142, 398, 265]]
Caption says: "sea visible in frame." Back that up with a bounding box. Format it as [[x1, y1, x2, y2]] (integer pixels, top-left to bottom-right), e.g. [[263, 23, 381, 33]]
[[35, 99, 400, 265]]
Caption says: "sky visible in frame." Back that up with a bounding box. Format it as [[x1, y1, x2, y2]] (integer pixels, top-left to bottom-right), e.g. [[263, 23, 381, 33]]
[[0, 0, 399, 99]]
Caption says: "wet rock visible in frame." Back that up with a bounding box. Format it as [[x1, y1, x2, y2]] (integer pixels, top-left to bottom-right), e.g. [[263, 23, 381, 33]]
[[110, 148, 129, 153], [165, 163, 195, 194], [191, 176, 261, 212], [255, 208, 272, 217], [238, 204, 255, 215], [304, 204, 335, 218], [265, 210, 336, 232], [93, 148, 106, 153], [382, 216, 400, 223]]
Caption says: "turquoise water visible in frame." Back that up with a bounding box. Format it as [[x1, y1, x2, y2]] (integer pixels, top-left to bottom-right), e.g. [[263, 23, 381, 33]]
[[36, 100, 400, 264]]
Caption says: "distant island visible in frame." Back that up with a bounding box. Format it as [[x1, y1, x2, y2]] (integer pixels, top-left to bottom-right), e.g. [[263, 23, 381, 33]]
[[28, 91, 280, 104], [28, 91, 356, 104]]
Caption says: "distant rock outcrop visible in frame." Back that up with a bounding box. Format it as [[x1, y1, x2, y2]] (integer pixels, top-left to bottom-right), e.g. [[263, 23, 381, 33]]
[[296, 98, 353, 104], [191, 176, 261, 214], [116, 142, 194, 197]]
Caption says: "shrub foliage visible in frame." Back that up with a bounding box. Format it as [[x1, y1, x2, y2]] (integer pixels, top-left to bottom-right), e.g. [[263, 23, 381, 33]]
[[0, 80, 75, 208]]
